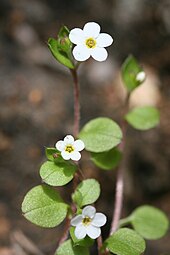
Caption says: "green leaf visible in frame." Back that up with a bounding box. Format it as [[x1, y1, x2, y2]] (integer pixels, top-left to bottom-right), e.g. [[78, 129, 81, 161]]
[[70, 227, 94, 247], [106, 228, 146, 255], [40, 161, 76, 186], [121, 55, 144, 92], [55, 239, 89, 255], [22, 185, 68, 228], [91, 148, 122, 170], [57, 26, 72, 52], [79, 117, 123, 153], [48, 38, 74, 69], [72, 179, 100, 208], [45, 147, 65, 164], [125, 106, 160, 130], [45, 147, 58, 161], [131, 205, 169, 240]]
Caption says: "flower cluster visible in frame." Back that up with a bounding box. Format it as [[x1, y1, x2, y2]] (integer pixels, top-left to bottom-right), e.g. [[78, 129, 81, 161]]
[[55, 135, 85, 161], [69, 22, 113, 62], [71, 205, 107, 239]]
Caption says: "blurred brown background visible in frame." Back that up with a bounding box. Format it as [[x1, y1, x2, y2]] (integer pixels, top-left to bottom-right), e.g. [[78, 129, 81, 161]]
[[0, 0, 170, 254]]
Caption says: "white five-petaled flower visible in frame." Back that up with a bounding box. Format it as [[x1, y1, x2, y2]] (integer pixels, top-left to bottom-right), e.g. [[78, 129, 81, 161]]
[[55, 135, 85, 161], [71, 205, 107, 239], [136, 71, 146, 83], [69, 22, 113, 62]]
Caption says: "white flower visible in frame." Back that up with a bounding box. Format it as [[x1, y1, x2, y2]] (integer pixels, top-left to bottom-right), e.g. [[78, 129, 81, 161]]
[[136, 71, 146, 83], [55, 135, 85, 161], [71, 205, 107, 239], [69, 22, 113, 62]]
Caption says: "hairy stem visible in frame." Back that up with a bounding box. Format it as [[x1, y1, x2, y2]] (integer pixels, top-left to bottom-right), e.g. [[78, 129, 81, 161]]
[[70, 68, 80, 137]]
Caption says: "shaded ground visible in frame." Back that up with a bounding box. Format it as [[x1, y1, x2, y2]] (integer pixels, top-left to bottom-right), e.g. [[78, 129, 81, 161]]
[[0, 0, 170, 254]]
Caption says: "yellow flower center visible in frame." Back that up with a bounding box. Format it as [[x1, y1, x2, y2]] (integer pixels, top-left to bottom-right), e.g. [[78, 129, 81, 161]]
[[82, 216, 92, 226], [65, 145, 74, 153], [85, 38, 96, 48]]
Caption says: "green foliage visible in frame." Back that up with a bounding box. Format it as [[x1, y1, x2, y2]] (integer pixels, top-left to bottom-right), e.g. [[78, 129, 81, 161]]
[[91, 148, 122, 170], [79, 117, 122, 153], [55, 239, 89, 255], [131, 205, 169, 240], [121, 55, 144, 92], [58, 26, 72, 52], [40, 161, 76, 186], [125, 106, 160, 130], [70, 227, 94, 247], [48, 27, 75, 69], [22, 185, 68, 228], [106, 228, 146, 255], [45, 147, 59, 161], [72, 179, 100, 208]]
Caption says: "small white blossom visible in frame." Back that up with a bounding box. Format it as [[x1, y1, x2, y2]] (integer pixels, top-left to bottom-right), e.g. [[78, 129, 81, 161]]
[[69, 22, 113, 62], [136, 71, 146, 83], [55, 135, 85, 161], [71, 205, 107, 239]]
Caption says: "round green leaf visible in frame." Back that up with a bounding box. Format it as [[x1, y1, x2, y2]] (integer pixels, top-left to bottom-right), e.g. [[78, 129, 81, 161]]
[[48, 38, 74, 69], [106, 228, 146, 255], [72, 179, 100, 208], [22, 185, 68, 228], [125, 106, 160, 130], [131, 205, 169, 240], [121, 55, 143, 92], [40, 161, 76, 186], [55, 239, 89, 255], [79, 117, 123, 153], [91, 148, 122, 170]]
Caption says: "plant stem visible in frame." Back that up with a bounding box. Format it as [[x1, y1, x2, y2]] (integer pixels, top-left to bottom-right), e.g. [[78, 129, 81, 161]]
[[57, 68, 81, 246], [70, 68, 80, 137], [110, 93, 130, 235], [118, 216, 132, 227], [58, 216, 71, 246], [97, 236, 103, 255], [110, 164, 124, 235]]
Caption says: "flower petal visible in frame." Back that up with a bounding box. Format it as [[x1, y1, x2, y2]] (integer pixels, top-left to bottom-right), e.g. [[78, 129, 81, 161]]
[[91, 47, 108, 62], [61, 151, 71, 160], [69, 28, 85, 45], [82, 206, 96, 218], [71, 215, 83, 226], [96, 33, 113, 47], [73, 45, 91, 61], [86, 225, 101, 239], [70, 151, 81, 161], [75, 224, 87, 239], [55, 141, 65, 151], [83, 22, 100, 38], [91, 213, 107, 227], [74, 140, 85, 151], [64, 135, 74, 145], [136, 71, 146, 82]]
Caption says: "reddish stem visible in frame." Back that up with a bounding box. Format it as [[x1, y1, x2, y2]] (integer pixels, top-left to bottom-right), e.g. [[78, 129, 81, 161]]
[[110, 164, 124, 234], [70, 69, 80, 137], [57, 68, 80, 246], [110, 94, 130, 235]]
